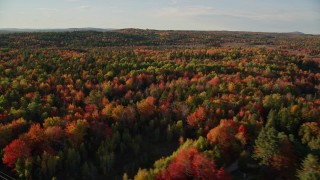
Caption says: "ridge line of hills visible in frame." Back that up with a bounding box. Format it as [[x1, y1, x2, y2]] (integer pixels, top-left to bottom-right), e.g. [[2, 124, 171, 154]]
[[0, 28, 310, 35], [1, 28, 318, 49]]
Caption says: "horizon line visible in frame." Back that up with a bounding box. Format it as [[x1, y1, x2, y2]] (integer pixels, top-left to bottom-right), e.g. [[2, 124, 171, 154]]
[[0, 27, 318, 35]]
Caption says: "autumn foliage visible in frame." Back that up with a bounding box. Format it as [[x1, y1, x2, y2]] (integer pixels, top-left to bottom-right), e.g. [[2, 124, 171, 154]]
[[137, 96, 156, 118], [207, 120, 239, 150], [187, 106, 206, 127], [0, 30, 319, 179], [157, 147, 230, 180], [3, 139, 31, 167]]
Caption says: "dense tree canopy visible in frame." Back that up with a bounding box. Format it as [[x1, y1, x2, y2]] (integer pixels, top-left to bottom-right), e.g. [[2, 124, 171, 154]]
[[0, 30, 319, 179]]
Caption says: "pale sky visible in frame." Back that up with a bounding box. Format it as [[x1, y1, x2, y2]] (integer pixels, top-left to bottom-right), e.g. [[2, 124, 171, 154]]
[[0, 0, 319, 34]]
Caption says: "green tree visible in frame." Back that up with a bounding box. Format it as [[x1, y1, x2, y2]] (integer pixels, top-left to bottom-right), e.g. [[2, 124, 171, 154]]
[[299, 122, 320, 151], [297, 154, 320, 180], [265, 109, 276, 129], [15, 158, 33, 179], [254, 128, 280, 166], [0, 95, 7, 112], [134, 168, 152, 180]]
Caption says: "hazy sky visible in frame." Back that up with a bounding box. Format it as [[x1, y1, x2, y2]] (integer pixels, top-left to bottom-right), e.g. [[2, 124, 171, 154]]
[[0, 0, 319, 34]]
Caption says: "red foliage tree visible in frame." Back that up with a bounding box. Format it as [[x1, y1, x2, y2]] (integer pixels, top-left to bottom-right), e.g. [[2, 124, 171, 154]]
[[160, 100, 170, 116], [3, 139, 31, 167], [157, 147, 230, 180], [208, 76, 220, 85], [187, 106, 206, 127], [236, 124, 248, 145]]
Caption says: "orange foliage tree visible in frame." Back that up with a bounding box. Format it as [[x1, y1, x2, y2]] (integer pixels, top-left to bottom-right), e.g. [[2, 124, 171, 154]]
[[66, 119, 89, 147], [137, 96, 156, 118]]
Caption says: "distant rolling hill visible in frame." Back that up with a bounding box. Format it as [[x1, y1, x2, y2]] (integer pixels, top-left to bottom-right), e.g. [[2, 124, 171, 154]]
[[0, 28, 115, 34], [0, 28, 309, 35], [287, 31, 305, 35]]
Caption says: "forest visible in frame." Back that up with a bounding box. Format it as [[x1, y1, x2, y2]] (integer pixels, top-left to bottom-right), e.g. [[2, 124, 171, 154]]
[[0, 29, 319, 179]]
